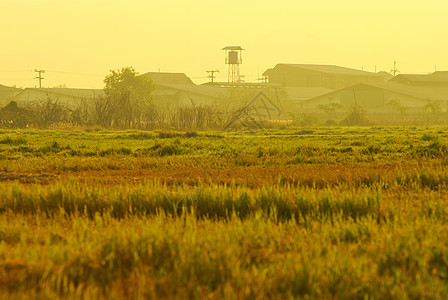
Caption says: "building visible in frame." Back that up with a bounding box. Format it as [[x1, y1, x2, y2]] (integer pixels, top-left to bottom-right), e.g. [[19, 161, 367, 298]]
[[0, 84, 22, 106], [299, 82, 448, 112], [283, 87, 334, 102], [153, 84, 228, 107], [140, 72, 194, 85], [389, 71, 448, 86], [137, 71, 335, 116], [141, 72, 227, 106], [13, 88, 105, 108], [263, 64, 389, 89]]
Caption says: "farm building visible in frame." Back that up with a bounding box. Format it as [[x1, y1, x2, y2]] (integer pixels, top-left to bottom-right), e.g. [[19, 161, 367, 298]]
[[143, 70, 332, 113], [153, 84, 228, 107], [389, 71, 448, 86], [157, 85, 331, 113], [298, 82, 448, 112], [283, 87, 334, 102], [140, 72, 194, 85], [263, 64, 390, 89], [13, 88, 105, 108], [246, 91, 288, 121], [0, 84, 22, 106], [141, 72, 229, 106]]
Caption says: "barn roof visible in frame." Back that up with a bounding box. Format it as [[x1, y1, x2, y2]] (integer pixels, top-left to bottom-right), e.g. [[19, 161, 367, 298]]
[[155, 85, 333, 102], [284, 87, 334, 101], [431, 71, 448, 79], [390, 72, 448, 85], [156, 84, 227, 100], [0, 84, 21, 92], [369, 83, 448, 101], [14, 88, 105, 101], [264, 64, 379, 76], [140, 72, 194, 85], [302, 82, 448, 105]]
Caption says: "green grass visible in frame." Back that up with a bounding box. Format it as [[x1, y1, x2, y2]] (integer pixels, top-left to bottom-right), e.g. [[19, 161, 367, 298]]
[[0, 126, 448, 299]]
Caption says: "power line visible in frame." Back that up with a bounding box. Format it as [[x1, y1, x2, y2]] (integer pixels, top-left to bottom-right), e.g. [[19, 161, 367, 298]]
[[0, 70, 33, 73], [46, 70, 103, 76], [206, 70, 219, 83], [0, 77, 35, 81], [0, 69, 103, 77], [390, 61, 400, 77], [35, 69, 45, 88]]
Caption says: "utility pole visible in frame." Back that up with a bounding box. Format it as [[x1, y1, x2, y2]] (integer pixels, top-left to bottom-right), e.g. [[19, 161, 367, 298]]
[[258, 74, 268, 84], [390, 61, 399, 77], [206, 69, 219, 83], [34, 69, 45, 88]]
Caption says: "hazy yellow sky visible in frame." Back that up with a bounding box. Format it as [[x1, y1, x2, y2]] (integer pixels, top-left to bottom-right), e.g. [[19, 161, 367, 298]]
[[1, 0, 447, 88]]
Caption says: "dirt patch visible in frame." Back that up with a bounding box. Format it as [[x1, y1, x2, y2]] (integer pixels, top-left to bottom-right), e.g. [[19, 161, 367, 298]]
[[0, 172, 57, 184]]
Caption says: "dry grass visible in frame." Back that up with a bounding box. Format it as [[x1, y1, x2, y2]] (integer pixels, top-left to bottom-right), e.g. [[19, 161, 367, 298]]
[[0, 126, 448, 298]]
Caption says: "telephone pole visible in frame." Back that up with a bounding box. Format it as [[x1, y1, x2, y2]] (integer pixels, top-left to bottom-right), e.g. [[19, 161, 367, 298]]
[[206, 69, 219, 83], [35, 69, 45, 88], [390, 61, 399, 77], [258, 74, 268, 84]]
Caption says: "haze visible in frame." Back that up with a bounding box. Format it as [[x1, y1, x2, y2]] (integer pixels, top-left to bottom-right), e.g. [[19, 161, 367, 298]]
[[1, 0, 447, 88]]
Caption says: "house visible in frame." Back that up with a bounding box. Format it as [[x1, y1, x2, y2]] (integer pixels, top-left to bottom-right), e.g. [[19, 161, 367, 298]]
[[0, 84, 22, 106], [263, 64, 389, 89], [13, 88, 105, 108], [298, 82, 448, 112]]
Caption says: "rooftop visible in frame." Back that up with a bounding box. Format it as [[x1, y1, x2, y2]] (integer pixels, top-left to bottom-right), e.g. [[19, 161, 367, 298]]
[[0, 84, 21, 92], [222, 46, 244, 50], [14, 88, 104, 100], [390, 72, 448, 84], [264, 64, 380, 76], [156, 84, 227, 100], [302, 82, 448, 105], [368, 82, 448, 101], [284, 87, 335, 101], [140, 72, 194, 85]]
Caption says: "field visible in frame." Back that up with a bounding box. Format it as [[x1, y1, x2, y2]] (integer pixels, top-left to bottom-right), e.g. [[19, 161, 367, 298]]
[[1, 127, 448, 299]]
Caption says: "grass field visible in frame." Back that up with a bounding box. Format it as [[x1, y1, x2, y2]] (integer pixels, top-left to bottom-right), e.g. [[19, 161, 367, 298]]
[[1, 127, 448, 299]]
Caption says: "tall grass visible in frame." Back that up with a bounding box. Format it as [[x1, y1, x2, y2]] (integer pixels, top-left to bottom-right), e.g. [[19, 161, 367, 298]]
[[0, 182, 384, 222], [0, 127, 448, 298], [1, 210, 448, 299]]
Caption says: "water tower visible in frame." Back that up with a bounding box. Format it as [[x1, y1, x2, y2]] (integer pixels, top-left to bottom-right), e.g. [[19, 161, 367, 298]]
[[223, 46, 244, 84]]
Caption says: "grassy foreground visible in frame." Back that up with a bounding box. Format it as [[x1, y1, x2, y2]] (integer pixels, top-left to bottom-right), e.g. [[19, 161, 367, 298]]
[[0, 127, 448, 299]]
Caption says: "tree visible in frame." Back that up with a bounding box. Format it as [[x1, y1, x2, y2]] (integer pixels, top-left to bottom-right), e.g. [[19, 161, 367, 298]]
[[318, 102, 343, 119], [425, 100, 441, 125], [104, 67, 154, 99], [386, 99, 408, 115], [101, 67, 155, 128], [341, 105, 369, 126]]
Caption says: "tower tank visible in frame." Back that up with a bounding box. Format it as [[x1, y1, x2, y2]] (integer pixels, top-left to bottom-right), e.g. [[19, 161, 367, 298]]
[[228, 51, 239, 64]]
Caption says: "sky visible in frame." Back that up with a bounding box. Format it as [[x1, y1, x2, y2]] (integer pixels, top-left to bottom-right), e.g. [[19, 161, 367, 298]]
[[1, 0, 447, 88]]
